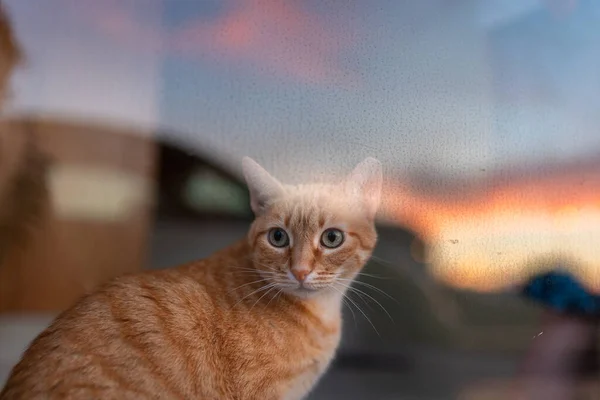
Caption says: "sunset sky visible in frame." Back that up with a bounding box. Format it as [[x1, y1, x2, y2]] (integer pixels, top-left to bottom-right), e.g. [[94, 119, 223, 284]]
[[383, 155, 600, 293]]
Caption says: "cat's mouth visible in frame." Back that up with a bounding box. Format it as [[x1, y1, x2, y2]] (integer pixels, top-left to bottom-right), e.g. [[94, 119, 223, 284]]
[[286, 282, 330, 297], [273, 280, 321, 296], [295, 286, 317, 293], [289, 286, 320, 299]]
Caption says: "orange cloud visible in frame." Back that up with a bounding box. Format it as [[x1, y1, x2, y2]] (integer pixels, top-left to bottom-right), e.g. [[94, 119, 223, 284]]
[[60, 0, 357, 85], [385, 156, 600, 236], [383, 156, 600, 293]]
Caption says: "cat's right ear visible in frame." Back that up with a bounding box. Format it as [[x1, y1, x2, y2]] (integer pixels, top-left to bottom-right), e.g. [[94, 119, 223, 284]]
[[343, 157, 383, 221], [242, 157, 284, 216]]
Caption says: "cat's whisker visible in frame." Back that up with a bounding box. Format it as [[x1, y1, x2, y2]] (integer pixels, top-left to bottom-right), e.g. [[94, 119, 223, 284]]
[[335, 281, 393, 322], [338, 284, 376, 313], [367, 256, 422, 282], [369, 255, 394, 265], [250, 285, 279, 311], [229, 266, 279, 275], [229, 267, 263, 273], [233, 264, 276, 271], [355, 271, 388, 280], [369, 255, 411, 270], [230, 271, 281, 279], [337, 284, 380, 337], [336, 277, 399, 305], [228, 269, 271, 275], [332, 283, 380, 337], [368, 255, 467, 327], [342, 297, 358, 328], [231, 282, 279, 310], [243, 257, 282, 273], [329, 285, 357, 328], [229, 273, 270, 279], [367, 255, 429, 284], [228, 278, 270, 295], [264, 288, 283, 309], [228, 266, 286, 281]]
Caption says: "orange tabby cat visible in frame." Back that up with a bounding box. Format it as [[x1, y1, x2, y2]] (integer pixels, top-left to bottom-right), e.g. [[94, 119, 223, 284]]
[[0, 156, 383, 400]]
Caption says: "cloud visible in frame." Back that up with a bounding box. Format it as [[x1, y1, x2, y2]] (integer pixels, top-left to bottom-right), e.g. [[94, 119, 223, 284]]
[[543, 0, 579, 17], [61, 0, 165, 53], [60, 0, 358, 85], [383, 155, 600, 293], [173, 0, 357, 84]]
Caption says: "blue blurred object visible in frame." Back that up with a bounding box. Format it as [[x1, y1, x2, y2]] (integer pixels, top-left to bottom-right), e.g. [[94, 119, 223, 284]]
[[522, 270, 600, 317]]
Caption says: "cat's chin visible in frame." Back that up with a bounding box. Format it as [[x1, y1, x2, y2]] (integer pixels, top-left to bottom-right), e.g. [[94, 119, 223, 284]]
[[284, 285, 336, 299], [279, 285, 322, 299]]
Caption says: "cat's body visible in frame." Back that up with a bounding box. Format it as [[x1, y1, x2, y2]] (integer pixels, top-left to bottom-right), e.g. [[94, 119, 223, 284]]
[[1, 157, 382, 400]]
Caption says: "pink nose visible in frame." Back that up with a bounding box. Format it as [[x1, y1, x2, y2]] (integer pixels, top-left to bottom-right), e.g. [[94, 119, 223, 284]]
[[292, 269, 311, 283]]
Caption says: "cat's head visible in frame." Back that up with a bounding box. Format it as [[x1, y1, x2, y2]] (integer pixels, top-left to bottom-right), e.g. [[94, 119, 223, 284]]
[[242, 157, 382, 297]]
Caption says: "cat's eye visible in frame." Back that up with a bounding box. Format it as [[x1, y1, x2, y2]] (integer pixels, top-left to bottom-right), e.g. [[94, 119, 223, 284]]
[[320, 229, 344, 249], [267, 228, 290, 247]]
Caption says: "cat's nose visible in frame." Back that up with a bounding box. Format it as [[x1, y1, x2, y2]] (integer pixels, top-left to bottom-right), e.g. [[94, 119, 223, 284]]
[[291, 268, 311, 283]]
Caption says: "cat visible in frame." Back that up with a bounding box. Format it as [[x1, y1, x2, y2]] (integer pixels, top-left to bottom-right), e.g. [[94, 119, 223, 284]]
[[0, 156, 383, 400]]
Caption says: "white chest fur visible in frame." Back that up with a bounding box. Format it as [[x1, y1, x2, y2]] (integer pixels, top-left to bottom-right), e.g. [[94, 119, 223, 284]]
[[281, 293, 344, 400], [282, 335, 340, 400]]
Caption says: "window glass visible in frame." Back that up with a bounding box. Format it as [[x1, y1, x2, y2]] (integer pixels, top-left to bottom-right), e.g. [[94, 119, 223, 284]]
[[183, 168, 250, 217]]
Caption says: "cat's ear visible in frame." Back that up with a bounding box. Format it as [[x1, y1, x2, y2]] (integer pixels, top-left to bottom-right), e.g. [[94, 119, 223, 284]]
[[344, 157, 383, 220], [242, 157, 284, 216]]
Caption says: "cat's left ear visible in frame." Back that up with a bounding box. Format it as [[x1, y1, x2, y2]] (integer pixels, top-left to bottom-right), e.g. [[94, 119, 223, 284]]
[[344, 157, 383, 220]]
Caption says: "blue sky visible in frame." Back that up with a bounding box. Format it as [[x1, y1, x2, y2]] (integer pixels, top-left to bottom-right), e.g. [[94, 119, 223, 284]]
[[5, 0, 600, 182]]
